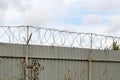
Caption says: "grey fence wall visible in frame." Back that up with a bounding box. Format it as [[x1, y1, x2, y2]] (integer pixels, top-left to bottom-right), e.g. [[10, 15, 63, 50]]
[[0, 43, 120, 80]]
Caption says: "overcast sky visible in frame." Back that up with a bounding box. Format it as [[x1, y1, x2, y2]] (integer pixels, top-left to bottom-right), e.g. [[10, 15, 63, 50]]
[[0, 0, 120, 36]]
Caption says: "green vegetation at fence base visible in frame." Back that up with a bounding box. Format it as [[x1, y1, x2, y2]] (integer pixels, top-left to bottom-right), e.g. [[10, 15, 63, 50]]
[[112, 41, 120, 50]]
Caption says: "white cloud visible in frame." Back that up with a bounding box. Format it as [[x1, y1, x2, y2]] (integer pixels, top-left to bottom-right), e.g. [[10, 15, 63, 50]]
[[81, 14, 102, 24], [85, 0, 120, 11], [21, 0, 82, 27], [106, 15, 120, 33], [0, 0, 119, 37], [48, 23, 106, 34], [63, 0, 82, 6]]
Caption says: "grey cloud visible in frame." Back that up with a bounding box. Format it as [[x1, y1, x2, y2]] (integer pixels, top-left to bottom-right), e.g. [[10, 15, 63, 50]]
[[0, 0, 8, 25], [0, 0, 33, 25], [0, 0, 9, 10], [11, 0, 32, 12], [0, 11, 5, 25], [23, 4, 50, 26], [0, 0, 32, 12], [107, 25, 120, 33]]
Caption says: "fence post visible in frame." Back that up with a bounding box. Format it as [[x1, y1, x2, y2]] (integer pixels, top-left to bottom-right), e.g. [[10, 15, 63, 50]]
[[25, 26, 28, 80], [25, 26, 32, 80], [88, 33, 92, 80]]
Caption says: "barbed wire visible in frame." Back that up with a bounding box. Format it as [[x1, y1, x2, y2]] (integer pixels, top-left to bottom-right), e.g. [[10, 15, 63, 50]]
[[0, 26, 120, 50]]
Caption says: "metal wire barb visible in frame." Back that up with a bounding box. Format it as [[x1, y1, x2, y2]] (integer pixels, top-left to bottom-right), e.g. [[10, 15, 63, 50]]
[[0, 26, 120, 49]]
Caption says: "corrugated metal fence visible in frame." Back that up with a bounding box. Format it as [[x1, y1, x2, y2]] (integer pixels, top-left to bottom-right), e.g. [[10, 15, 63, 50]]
[[0, 43, 120, 80]]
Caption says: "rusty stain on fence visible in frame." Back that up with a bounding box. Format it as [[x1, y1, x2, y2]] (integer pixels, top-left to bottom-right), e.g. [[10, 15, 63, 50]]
[[64, 69, 72, 80], [80, 67, 85, 80], [18, 59, 26, 80], [64, 67, 86, 80]]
